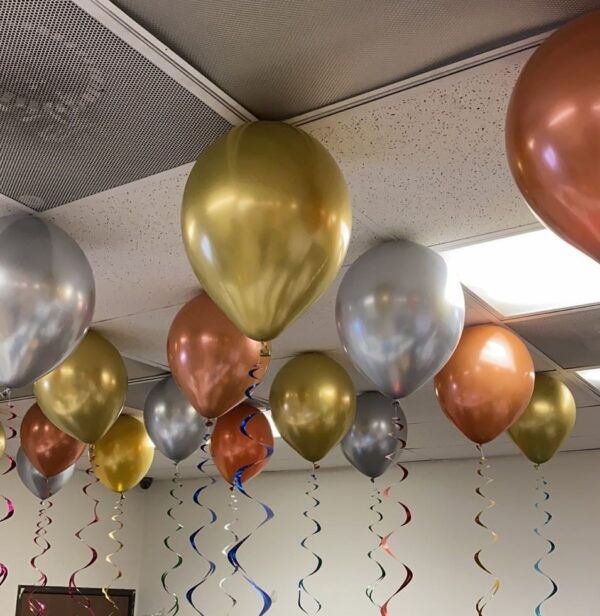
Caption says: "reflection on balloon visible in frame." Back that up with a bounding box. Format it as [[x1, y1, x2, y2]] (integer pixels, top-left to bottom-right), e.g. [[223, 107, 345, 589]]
[[506, 11, 600, 262], [270, 353, 356, 463], [336, 240, 465, 400], [435, 325, 535, 445], [508, 373, 576, 465], [182, 121, 352, 342], [0, 423, 5, 460], [17, 448, 74, 500], [167, 293, 270, 420], [0, 215, 95, 388], [94, 415, 154, 493], [34, 330, 127, 444]]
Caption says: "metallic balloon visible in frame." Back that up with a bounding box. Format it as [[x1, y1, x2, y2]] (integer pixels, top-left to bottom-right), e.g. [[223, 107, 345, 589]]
[[507, 11, 600, 263], [94, 415, 154, 493], [182, 121, 352, 342], [435, 325, 535, 445], [17, 448, 74, 500], [508, 373, 576, 465], [336, 240, 465, 400], [20, 403, 85, 477], [144, 376, 208, 463], [167, 293, 270, 420], [0, 215, 95, 388], [341, 392, 408, 479], [0, 423, 5, 460], [270, 353, 356, 463], [211, 403, 274, 485], [34, 330, 128, 444]]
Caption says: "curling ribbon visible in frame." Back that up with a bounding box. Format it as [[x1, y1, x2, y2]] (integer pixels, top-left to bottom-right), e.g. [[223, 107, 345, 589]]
[[28, 498, 53, 616], [219, 490, 240, 613], [533, 465, 558, 615], [161, 463, 184, 615], [298, 466, 323, 615], [186, 430, 217, 615], [68, 447, 99, 615], [365, 480, 385, 608], [474, 445, 500, 615], [0, 389, 16, 587], [102, 493, 125, 615]]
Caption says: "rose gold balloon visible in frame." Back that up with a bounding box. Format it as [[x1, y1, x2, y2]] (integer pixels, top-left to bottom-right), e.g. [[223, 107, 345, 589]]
[[211, 403, 274, 485], [167, 293, 270, 420], [434, 325, 534, 445], [507, 11, 600, 262], [20, 403, 86, 477]]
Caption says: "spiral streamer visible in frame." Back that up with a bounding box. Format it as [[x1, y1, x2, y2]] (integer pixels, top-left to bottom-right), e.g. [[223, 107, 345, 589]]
[[219, 490, 240, 613], [365, 480, 385, 608], [28, 498, 53, 616], [161, 464, 184, 615], [474, 446, 500, 616], [0, 390, 16, 587], [187, 432, 218, 615], [68, 450, 100, 615], [102, 493, 125, 615], [533, 466, 558, 615], [298, 468, 322, 615]]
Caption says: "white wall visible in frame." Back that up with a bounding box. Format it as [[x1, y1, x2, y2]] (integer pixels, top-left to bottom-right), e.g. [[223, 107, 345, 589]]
[[137, 450, 600, 616]]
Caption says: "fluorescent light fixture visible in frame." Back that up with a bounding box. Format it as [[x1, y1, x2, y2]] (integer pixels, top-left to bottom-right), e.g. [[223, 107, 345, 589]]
[[576, 368, 600, 392], [440, 229, 600, 317]]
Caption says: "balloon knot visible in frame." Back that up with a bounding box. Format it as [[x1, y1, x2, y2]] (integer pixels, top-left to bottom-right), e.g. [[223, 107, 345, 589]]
[[260, 342, 271, 358]]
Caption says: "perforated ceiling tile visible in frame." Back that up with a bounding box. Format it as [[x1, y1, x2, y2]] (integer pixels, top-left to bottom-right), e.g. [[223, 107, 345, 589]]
[[510, 308, 600, 369], [0, 0, 231, 209]]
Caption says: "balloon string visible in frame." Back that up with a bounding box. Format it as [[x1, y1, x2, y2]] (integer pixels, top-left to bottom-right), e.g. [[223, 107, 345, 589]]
[[68, 450, 99, 616], [379, 406, 413, 616], [0, 390, 16, 587], [219, 490, 239, 614], [474, 445, 500, 615], [28, 498, 52, 616], [298, 467, 323, 615], [533, 465, 558, 615], [365, 480, 386, 608], [161, 464, 184, 615], [102, 493, 124, 615], [187, 431, 217, 615]]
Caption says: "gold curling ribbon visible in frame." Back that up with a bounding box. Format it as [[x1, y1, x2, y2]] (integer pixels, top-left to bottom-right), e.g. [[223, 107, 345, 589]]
[[102, 492, 125, 615]]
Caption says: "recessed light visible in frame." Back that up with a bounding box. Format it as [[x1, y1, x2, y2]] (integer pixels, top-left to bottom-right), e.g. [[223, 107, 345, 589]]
[[440, 229, 600, 317], [576, 368, 600, 393]]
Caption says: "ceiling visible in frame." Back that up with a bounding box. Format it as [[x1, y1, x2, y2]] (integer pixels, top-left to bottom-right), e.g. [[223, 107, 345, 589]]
[[2, 1, 600, 478]]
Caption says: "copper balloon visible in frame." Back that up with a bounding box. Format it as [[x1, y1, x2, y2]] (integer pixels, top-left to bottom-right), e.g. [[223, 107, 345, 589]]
[[507, 11, 600, 262], [211, 403, 274, 485], [168, 293, 270, 420], [20, 403, 85, 477], [435, 325, 534, 445]]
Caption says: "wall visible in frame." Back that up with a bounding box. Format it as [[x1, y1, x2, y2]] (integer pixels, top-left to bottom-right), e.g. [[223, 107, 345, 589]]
[[0, 464, 146, 613], [137, 450, 600, 616]]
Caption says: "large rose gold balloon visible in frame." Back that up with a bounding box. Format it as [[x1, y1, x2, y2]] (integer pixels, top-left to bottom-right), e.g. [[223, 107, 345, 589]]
[[20, 403, 85, 477], [507, 11, 600, 262], [434, 325, 534, 445], [167, 293, 270, 420]]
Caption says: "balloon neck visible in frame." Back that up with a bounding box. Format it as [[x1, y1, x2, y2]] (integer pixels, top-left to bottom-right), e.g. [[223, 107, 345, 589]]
[[370, 477, 375, 484], [205, 420, 214, 429], [259, 342, 271, 358], [312, 462, 320, 472]]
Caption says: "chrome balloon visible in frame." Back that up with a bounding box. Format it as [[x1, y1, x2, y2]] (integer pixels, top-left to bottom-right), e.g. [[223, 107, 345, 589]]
[[336, 240, 465, 400], [0, 215, 95, 388], [341, 392, 408, 479], [17, 448, 74, 499], [144, 376, 208, 463]]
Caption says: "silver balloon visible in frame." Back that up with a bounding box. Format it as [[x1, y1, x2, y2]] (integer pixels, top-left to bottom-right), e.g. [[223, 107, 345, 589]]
[[341, 392, 408, 479], [0, 215, 95, 388], [144, 376, 208, 463], [336, 240, 465, 400], [17, 448, 74, 499]]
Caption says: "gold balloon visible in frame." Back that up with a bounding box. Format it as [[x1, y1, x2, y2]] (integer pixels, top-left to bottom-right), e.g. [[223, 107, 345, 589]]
[[508, 373, 576, 465], [0, 423, 5, 459], [270, 353, 356, 463], [34, 330, 128, 444], [182, 121, 352, 342], [93, 415, 154, 493]]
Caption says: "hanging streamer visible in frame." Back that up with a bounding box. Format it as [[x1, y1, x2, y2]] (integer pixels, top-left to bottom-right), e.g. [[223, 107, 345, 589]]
[[474, 445, 500, 616], [69, 449, 100, 616], [102, 493, 125, 615], [219, 490, 240, 614], [161, 464, 184, 615], [0, 389, 16, 587], [298, 467, 322, 615], [187, 431, 217, 615], [28, 499, 53, 616], [533, 466, 558, 615], [365, 480, 385, 608]]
